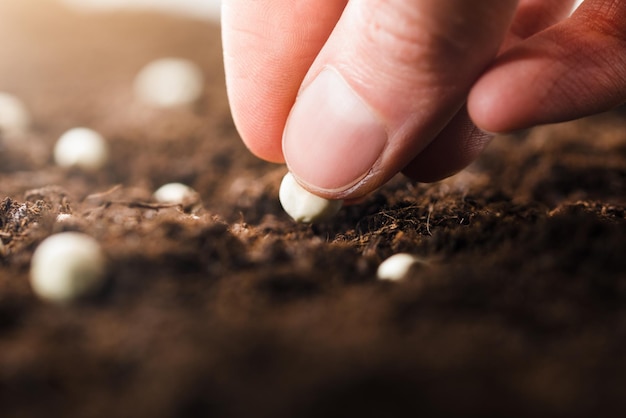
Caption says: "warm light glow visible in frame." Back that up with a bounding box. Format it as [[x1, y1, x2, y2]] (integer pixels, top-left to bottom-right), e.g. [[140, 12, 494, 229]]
[[59, 0, 221, 22]]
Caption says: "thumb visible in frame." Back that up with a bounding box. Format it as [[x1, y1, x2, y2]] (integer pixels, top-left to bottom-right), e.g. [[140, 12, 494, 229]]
[[282, 0, 518, 199]]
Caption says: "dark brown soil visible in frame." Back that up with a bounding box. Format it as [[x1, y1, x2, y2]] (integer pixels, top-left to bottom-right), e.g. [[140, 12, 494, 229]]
[[1, 2, 626, 417]]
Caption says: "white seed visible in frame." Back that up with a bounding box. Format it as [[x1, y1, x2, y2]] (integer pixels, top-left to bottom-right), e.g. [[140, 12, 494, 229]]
[[30, 232, 106, 303], [153, 182, 196, 204], [0, 92, 30, 136], [54, 127, 109, 170], [279, 172, 343, 223], [55, 213, 73, 223], [377, 253, 424, 282], [134, 58, 204, 107]]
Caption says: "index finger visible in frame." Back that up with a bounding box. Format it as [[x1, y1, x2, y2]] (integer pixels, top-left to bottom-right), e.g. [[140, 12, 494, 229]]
[[222, 0, 347, 162]]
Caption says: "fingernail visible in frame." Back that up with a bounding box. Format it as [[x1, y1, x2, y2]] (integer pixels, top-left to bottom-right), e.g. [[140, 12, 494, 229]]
[[283, 68, 387, 195]]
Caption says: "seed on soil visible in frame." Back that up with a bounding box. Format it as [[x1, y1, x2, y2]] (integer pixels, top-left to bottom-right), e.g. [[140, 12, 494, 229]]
[[377, 253, 425, 281], [55, 213, 73, 223], [54, 127, 109, 170], [0, 92, 30, 136], [279, 172, 343, 223], [134, 57, 204, 107], [30, 232, 107, 303], [154, 182, 196, 204]]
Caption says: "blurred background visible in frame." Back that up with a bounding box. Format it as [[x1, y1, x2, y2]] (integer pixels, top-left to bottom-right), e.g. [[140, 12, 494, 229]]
[[58, 0, 586, 24], [60, 0, 222, 22]]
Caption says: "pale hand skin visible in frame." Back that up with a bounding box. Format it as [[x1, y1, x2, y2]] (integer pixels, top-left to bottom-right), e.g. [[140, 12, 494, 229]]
[[222, 0, 626, 200]]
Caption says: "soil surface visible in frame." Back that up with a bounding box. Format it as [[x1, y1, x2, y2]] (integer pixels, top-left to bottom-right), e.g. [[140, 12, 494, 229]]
[[1, 2, 626, 417]]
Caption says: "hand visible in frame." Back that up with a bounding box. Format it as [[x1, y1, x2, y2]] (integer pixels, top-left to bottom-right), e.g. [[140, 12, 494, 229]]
[[222, 0, 626, 200]]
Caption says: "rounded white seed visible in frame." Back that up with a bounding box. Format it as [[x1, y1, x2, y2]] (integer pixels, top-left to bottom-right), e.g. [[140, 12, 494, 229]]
[[55, 213, 73, 223], [0, 92, 30, 136], [153, 182, 196, 204], [54, 127, 109, 170], [134, 58, 204, 107], [377, 253, 424, 282], [279, 172, 343, 223], [30, 232, 106, 303]]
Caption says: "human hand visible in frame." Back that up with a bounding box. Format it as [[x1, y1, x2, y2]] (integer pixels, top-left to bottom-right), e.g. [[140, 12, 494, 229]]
[[222, 0, 625, 200]]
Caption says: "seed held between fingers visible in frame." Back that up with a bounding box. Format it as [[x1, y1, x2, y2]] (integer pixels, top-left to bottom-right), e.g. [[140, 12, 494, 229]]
[[279, 172, 343, 223]]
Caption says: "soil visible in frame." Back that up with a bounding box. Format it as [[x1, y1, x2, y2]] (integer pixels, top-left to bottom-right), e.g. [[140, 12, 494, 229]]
[[1, 2, 626, 417]]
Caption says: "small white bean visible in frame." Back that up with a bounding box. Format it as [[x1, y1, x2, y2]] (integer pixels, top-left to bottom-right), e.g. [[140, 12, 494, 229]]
[[30, 232, 106, 303], [279, 172, 343, 223], [134, 58, 204, 107], [55, 213, 73, 223], [0, 92, 30, 136], [54, 127, 109, 170], [154, 182, 196, 204], [377, 253, 424, 282]]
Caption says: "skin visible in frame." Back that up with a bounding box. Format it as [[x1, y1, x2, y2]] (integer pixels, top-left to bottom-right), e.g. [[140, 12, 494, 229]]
[[222, 0, 626, 200]]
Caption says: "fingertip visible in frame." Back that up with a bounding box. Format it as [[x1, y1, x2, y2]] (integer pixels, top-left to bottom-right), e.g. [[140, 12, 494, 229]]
[[282, 68, 388, 199], [467, 66, 513, 134], [224, 60, 288, 163], [222, 0, 348, 165], [231, 104, 286, 163], [470, 3, 626, 134], [402, 108, 493, 182], [468, 56, 541, 134], [467, 77, 511, 134], [241, 135, 285, 164]]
